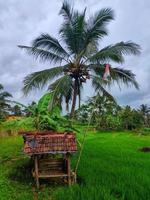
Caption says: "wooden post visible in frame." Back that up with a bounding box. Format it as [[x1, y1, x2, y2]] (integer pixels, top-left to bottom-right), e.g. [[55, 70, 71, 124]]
[[35, 155, 40, 189], [67, 154, 71, 186]]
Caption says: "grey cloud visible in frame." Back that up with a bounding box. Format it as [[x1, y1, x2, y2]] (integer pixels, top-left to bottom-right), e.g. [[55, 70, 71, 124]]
[[0, 0, 149, 107]]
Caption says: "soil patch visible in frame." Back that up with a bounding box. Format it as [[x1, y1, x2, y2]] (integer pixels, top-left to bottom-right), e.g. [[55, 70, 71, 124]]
[[140, 147, 150, 152]]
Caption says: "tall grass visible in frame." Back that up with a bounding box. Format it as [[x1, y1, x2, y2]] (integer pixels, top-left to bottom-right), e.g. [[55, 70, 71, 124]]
[[0, 131, 150, 199], [0, 117, 35, 136]]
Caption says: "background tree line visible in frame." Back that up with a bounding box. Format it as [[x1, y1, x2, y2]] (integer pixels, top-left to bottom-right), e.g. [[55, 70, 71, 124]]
[[1, 83, 150, 131], [74, 93, 150, 130]]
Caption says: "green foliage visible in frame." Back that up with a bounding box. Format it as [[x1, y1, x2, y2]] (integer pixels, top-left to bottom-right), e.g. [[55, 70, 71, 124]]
[[38, 115, 57, 130], [23, 101, 37, 117], [75, 104, 90, 123], [0, 92, 74, 133], [138, 127, 150, 136], [37, 92, 61, 116], [97, 115, 122, 130], [0, 83, 12, 120], [11, 105, 23, 116], [22, 66, 66, 95], [120, 106, 143, 130], [35, 93, 63, 131], [37, 92, 52, 112], [75, 95, 146, 131], [1, 117, 35, 131], [138, 104, 150, 127]]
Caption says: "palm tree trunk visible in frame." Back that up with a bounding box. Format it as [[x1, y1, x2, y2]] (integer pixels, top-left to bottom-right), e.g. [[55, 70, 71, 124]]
[[79, 91, 81, 109], [78, 82, 81, 109], [70, 79, 78, 118]]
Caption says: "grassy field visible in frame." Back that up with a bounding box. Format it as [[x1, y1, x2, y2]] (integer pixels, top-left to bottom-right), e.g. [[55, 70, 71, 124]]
[[1, 131, 150, 200]]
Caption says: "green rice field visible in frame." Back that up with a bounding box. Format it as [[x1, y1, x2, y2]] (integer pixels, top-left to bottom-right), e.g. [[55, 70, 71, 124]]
[[1, 131, 150, 200]]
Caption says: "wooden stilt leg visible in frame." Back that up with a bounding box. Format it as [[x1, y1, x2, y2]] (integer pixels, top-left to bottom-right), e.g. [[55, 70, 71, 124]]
[[67, 154, 71, 186], [35, 155, 39, 189]]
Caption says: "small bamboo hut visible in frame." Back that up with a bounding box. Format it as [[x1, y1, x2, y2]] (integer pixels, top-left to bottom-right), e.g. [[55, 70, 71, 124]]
[[22, 131, 77, 188]]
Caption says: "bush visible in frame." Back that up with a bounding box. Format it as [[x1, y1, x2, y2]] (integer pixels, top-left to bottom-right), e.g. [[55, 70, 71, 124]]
[[0, 117, 35, 131], [96, 115, 122, 130], [120, 106, 143, 130]]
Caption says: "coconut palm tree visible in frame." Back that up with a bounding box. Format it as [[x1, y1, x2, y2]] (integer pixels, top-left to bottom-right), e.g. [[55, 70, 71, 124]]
[[139, 104, 150, 115], [11, 105, 22, 116], [88, 92, 119, 116], [138, 104, 150, 126], [0, 84, 12, 119], [18, 1, 141, 118]]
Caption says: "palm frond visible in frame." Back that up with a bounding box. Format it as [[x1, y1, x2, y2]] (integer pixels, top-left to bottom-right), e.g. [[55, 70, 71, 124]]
[[0, 91, 12, 99], [88, 64, 104, 77], [89, 64, 139, 89], [32, 34, 69, 58], [139, 104, 150, 114], [88, 41, 141, 64], [59, 0, 73, 23], [110, 67, 139, 89], [0, 85, 12, 114], [83, 40, 99, 58], [60, 5, 86, 55], [48, 75, 73, 110], [92, 75, 116, 102], [23, 66, 67, 95], [85, 8, 114, 46], [0, 101, 11, 108], [18, 45, 65, 64], [0, 84, 4, 90]]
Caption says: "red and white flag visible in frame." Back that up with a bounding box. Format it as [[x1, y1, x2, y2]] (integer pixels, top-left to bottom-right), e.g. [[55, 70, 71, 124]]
[[103, 64, 110, 81]]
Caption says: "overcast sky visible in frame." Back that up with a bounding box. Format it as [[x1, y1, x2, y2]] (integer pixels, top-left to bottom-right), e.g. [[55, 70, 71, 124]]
[[0, 0, 150, 107]]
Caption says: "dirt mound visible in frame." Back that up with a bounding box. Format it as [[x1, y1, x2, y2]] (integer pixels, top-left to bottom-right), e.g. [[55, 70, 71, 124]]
[[140, 147, 150, 152]]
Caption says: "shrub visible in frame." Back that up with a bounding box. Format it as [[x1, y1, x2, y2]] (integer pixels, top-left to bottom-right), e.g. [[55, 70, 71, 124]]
[[96, 115, 122, 130]]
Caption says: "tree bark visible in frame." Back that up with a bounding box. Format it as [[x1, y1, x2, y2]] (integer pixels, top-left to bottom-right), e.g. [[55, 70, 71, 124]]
[[78, 91, 81, 109], [78, 82, 81, 109], [70, 79, 78, 118]]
